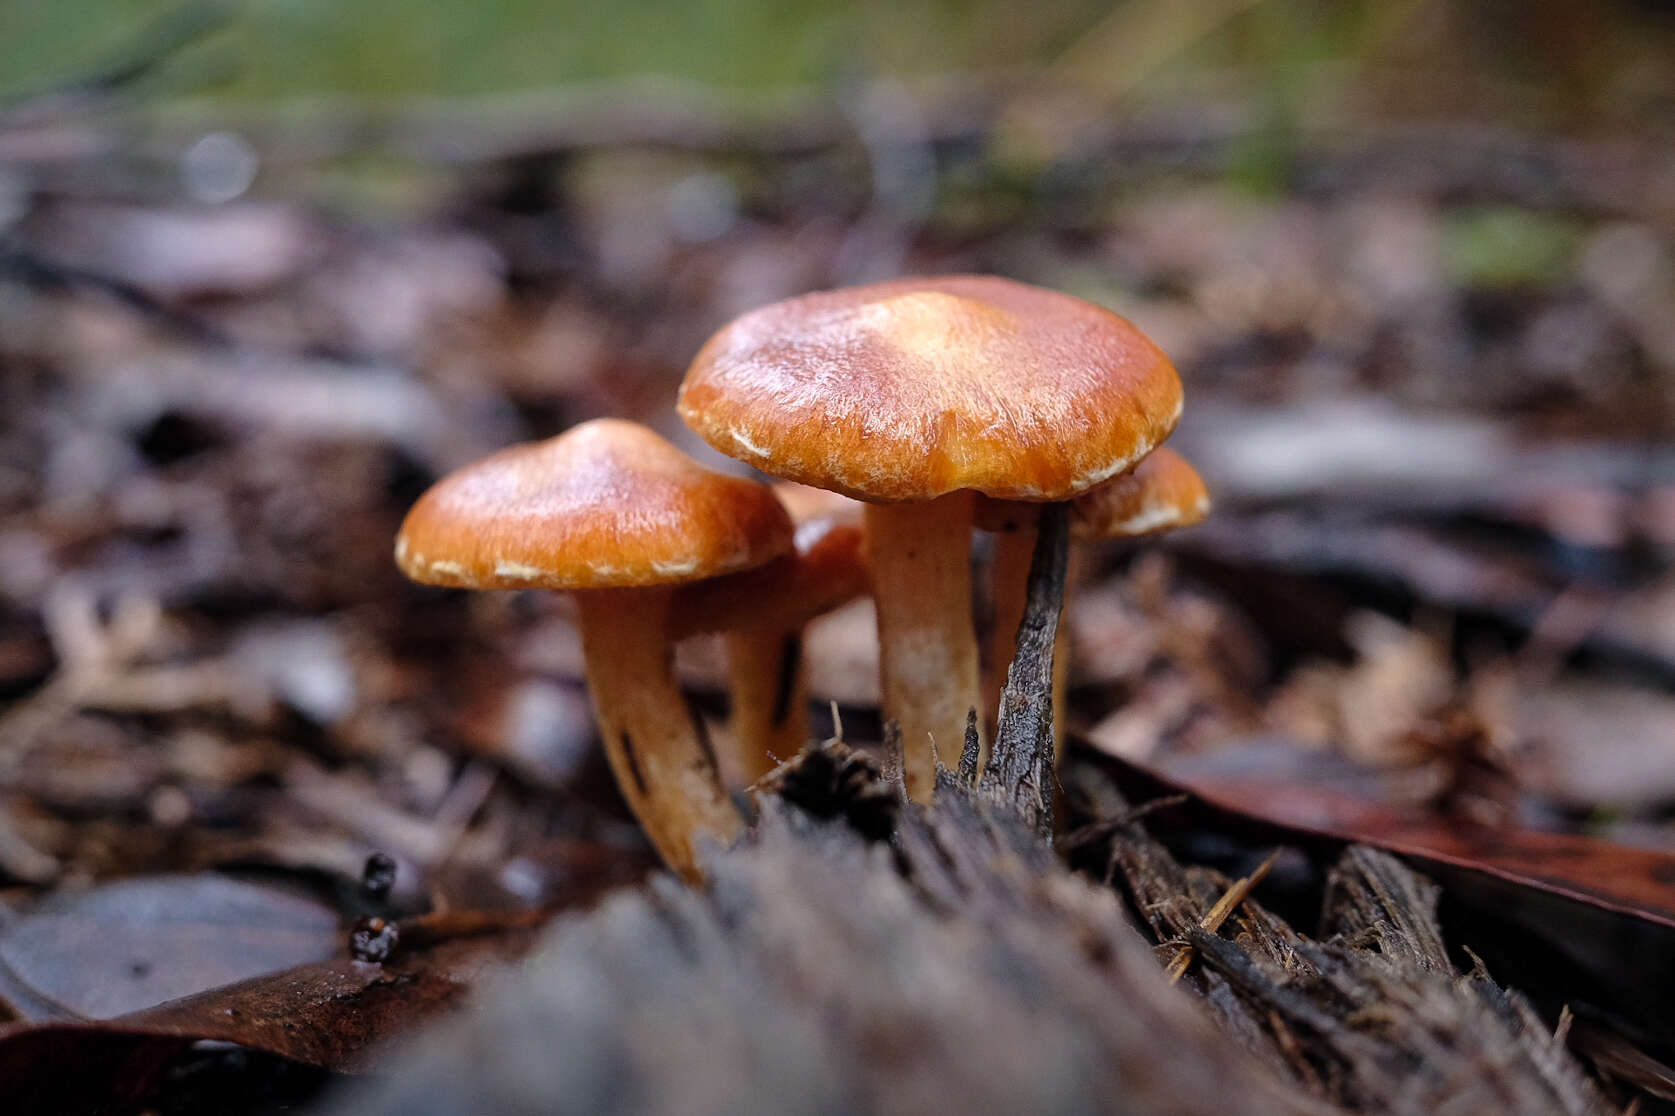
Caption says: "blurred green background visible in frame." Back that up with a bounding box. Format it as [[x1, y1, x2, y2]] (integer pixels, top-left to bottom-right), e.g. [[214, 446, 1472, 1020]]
[[6, 0, 1672, 125]]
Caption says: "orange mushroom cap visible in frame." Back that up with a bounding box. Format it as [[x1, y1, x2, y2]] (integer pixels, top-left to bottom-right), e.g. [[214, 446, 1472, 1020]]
[[677, 275, 1182, 502], [1071, 446, 1210, 539], [976, 447, 1211, 539], [671, 482, 868, 638], [395, 418, 793, 590]]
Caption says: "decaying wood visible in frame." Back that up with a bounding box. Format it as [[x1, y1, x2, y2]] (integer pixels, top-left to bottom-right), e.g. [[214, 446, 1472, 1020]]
[[980, 500, 1070, 838], [1164, 848, 1279, 983], [327, 744, 1316, 1116], [328, 736, 1617, 1115], [1074, 767, 1615, 1114], [327, 556, 1618, 1114]]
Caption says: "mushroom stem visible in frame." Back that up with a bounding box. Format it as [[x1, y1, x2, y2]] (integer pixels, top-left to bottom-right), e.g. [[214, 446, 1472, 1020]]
[[723, 627, 808, 785], [865, 492, 983, 801], [575, 587, 741, 881], [986, 525, 1076, 742]]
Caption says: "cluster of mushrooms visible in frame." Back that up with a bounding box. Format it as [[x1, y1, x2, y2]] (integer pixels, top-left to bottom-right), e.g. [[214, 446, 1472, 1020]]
[[396, 276, 1208, 880]]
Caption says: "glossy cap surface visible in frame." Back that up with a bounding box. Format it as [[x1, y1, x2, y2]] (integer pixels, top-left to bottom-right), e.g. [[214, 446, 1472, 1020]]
[[672, 482, 869, 636], [395, 419, 793, 590], [976, 447, 1210, 538], [678, 275, 1182, 502], [1072, 447, 1210, 538]]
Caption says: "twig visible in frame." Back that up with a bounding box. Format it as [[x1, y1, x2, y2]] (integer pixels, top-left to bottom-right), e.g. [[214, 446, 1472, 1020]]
[[349, 907, 548, 964], [1058, 793, 1192, 852], [429, 761, 500, 871], [0, 244, 228, 345], [878, 719, 906, 800], [1165, 849, 1280, 983], [956, 707, 980, 788], [980, 501, 1069, 838]]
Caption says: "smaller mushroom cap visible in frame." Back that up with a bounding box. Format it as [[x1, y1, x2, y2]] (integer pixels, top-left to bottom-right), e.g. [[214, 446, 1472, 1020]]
[[975, 447, 1210, 539], [672, 482, 869, 637], [395, 419, 793, 590], [1073, 447, 1209, 539]]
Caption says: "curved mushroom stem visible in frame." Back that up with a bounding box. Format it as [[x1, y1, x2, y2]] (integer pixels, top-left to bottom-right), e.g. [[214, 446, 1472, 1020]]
[[575, 587, 741, 881], [723, 627, 808, 785], [866, 492, 982, 801], [986, 525, 1077, 742]]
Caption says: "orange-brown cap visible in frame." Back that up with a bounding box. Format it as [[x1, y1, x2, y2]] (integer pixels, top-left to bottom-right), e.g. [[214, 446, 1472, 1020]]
[[672, 482, 869, 637], [976, 447, 1210, 539], [1073, 447, 1209, 538], [677, 275, 1182, 503], [395, 418, 793, 590]]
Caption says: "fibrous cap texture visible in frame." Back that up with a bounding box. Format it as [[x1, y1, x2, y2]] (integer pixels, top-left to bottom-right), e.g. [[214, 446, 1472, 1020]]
[[1069, 447, 1211, 539], [396, 419, 793, 590], [678, 275, 1183, 502], [975, 447, 1211, 538]]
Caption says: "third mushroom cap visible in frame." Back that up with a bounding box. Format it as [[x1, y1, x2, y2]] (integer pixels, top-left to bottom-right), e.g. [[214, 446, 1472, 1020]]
[[678, 275, 1183, 798]]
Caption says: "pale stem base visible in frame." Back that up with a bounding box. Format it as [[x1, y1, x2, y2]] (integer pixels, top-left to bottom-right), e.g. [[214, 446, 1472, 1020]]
[[576, 588, 741, 881], [724, 627, 809, 786], [866, 493, 983, 801]]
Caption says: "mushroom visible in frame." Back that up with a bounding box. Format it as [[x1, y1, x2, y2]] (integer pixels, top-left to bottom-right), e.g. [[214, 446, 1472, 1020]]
[[394, 419, 792, 880], [678, 275, 1181, 799], [671, 483, 868, 785], [978, 446, 1211, 735]]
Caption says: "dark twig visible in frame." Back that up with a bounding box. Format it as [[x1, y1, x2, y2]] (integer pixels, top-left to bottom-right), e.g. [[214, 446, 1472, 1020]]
[[349, 908, 548, 965], [956, 707, 980, 788], [878, 719, 906, 801], [980, 501, 1069, 838], [0, 243, 228, 345], [1165, 848, 1280, 983], [1058, 794, 1192, 852]]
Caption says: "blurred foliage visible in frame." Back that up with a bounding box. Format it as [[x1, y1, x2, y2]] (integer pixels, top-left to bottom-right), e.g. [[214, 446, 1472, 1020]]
[[3, 0, 1671, 132], [1442, 208, 1583, 291], [0, 0, 1094, 100]]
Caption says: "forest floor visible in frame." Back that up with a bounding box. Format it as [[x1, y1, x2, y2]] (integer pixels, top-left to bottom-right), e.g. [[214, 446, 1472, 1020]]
[[3, 72, 1675, 1112]]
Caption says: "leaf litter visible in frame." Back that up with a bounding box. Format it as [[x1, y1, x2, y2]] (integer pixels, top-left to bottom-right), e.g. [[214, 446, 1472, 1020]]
[[2, 63, 1675, 1111]]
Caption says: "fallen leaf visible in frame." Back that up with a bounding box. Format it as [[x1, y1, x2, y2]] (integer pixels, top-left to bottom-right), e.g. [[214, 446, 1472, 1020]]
[[0, 927, 535, 1112], [0, 874, 341, 1022], [1139, 753, 1675, 929]]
